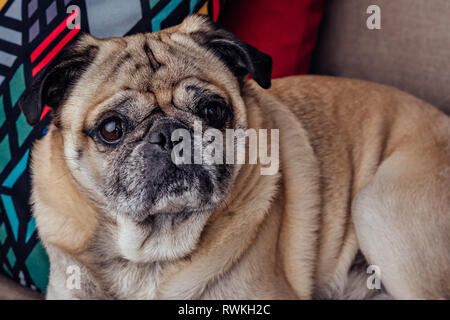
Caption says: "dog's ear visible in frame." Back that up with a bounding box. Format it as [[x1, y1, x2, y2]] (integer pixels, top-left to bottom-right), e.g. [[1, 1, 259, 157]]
[[18, 33, 99, 126], [186, 15, 272, 89]]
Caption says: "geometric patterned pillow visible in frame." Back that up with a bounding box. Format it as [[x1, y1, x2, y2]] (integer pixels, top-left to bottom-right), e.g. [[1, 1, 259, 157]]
[[0, 0, 223, 293]]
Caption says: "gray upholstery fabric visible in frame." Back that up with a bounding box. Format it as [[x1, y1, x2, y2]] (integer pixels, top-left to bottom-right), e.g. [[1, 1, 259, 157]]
[[311, 0, 450, 114], [0, 274, 43, 300]]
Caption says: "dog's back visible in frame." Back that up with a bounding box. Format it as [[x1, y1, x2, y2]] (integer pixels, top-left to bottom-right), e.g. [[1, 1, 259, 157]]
[[264, 75, 450, 298]]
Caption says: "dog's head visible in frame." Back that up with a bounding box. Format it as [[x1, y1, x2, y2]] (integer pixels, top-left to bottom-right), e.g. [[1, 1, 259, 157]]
[[20, 15, 272, 262]]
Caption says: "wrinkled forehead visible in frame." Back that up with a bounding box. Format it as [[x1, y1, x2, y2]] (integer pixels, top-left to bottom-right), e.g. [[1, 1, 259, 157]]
[[93, 30, 234, 97], [99, 34, 206, 91]]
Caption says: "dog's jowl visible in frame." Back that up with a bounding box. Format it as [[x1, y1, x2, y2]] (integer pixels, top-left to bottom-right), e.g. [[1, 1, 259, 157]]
[[18, 15, 450, 300]]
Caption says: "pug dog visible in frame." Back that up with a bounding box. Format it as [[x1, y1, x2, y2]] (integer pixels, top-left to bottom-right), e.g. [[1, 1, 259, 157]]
[[19, 15, 450, 300]]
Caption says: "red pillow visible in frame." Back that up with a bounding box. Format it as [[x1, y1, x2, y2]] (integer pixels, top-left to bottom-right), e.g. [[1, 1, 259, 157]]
[[219, 0, 324, 78]]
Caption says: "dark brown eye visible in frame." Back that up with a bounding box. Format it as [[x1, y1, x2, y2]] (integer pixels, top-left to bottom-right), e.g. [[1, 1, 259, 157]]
[[203, 104, 226, 127], [100, 118, 123, 143]]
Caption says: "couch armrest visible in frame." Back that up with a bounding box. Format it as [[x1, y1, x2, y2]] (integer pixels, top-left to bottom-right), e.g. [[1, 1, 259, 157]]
[[0, 274, 44, 300]]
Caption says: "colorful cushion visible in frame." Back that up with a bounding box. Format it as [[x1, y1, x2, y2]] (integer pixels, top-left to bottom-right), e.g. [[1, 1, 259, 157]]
[[0, 0, 223, 292]]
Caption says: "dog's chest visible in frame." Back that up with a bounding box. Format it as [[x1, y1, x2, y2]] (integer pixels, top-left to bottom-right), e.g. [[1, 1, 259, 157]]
[[96, 260, 166, 299]]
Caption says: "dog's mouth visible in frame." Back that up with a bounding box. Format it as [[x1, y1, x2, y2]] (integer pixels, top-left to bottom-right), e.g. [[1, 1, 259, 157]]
[[149, 180, 205, 215], [113, 161, 219, 223], [151, 162, 214, 201]]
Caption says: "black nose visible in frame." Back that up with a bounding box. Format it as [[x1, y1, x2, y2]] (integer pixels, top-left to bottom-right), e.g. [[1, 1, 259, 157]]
[[148, 121, 184, 151]]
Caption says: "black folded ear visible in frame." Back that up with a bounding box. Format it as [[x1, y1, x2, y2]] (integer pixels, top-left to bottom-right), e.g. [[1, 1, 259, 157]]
[[18, 33, 99, 126], [189, 16, 272, 89]]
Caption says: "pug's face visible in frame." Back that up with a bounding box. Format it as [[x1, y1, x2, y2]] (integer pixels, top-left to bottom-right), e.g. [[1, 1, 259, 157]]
[[21, 16, 271, 262]]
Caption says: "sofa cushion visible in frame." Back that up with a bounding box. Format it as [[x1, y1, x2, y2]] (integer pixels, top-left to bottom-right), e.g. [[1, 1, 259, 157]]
[[219, 0, 324, 78], [311, 0, 450, 114]]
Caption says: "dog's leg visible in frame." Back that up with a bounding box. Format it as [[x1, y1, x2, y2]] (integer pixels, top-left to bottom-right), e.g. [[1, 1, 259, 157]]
[[353, 150, 450, 299]]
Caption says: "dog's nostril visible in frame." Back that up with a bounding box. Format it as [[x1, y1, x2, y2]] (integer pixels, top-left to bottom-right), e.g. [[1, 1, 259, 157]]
[[149, 132, 167, 147], [149, 122, 183, 151]]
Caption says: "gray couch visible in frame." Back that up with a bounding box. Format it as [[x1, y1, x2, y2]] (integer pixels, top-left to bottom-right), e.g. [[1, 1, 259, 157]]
[[312, 0, 450, 115]]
